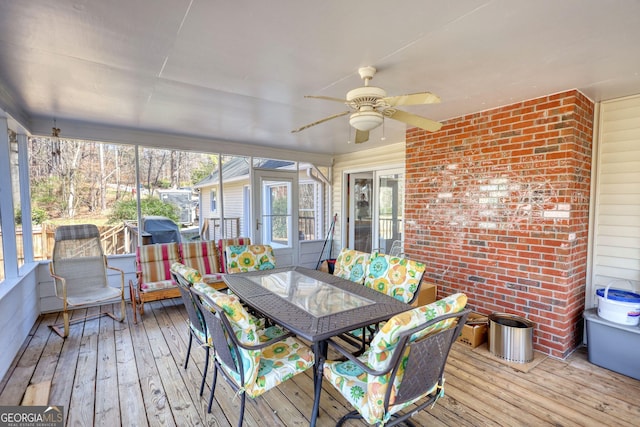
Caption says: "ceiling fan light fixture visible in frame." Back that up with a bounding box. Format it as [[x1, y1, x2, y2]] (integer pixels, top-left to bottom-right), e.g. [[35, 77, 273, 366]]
[[349, 110, 383, 131]]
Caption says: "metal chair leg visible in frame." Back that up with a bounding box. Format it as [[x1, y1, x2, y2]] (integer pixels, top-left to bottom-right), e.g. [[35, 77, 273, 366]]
[[200, 347, 209, 396], [184, 334, 193, 369]]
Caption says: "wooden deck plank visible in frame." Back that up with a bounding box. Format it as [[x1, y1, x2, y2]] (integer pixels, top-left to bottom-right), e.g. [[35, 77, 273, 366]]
[[48, 308, 91, 426], [0, 314, 51, 405], [2, 302, 639, 427], [129, 303, 177, 427], [95, 305, 121, 426], [114, 303, 152, 427], [21, 380, 51, 406], [66, 306, 100, 427], [145, 300, 206, 427]]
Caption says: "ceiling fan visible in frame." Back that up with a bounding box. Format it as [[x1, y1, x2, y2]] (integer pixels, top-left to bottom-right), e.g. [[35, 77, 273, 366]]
[[292, 66, 442, 143]]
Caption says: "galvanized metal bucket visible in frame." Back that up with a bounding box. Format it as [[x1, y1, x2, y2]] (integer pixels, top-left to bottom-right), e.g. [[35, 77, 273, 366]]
[[488, 313, 534, 363]]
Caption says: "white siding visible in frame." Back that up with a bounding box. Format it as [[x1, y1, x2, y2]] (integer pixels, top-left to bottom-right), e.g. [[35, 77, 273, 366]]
[[331, 142, 405, 253], [0, 265, 39, 381], [588, 95, 640, 306]]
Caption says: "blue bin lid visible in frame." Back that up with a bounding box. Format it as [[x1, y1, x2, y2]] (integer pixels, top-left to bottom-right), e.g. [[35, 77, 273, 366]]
[[596, 288, 640, 303]]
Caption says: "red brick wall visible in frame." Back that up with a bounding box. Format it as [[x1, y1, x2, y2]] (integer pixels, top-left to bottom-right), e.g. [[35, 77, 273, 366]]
[[405, 90, 593, 358]]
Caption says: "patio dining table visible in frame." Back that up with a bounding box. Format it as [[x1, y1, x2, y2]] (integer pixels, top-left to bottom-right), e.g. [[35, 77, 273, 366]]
[[223, 265, 411, 427]]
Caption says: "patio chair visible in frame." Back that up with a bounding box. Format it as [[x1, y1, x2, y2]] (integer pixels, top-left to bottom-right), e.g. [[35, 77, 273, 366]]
[[217, 237, 251, 273], [130, 242, 181, 323], [345, 251, 427, 353], [388, 239, 403, 257], [322, 293, 470, 426], [190, 287, 315, 426], [180, 240, 226, 290], [224, 244, 276, 273], [48, 224, 126, 338], [170, 262, 210, 396], [333, 248, 369, 284]]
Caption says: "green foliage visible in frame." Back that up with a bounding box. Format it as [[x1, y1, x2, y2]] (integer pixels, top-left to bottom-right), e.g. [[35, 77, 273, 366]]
[[14, 207, 49, 225], [108, 197, 179, 224]]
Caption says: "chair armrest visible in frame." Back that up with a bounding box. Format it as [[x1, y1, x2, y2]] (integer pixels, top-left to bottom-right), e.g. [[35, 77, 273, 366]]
[[324, 337, 391, 377], [105, 263, 126, 290], [236, 330, 296, 352]]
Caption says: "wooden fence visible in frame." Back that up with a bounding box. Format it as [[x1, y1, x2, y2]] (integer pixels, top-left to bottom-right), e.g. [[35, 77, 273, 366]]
[[0, 223, 128, 267]]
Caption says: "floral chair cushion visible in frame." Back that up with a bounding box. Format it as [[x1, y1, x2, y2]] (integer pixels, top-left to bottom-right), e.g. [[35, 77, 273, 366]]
[[170, 262, 202, 284], [323, 292, 468, 425], [364, 252, 426, 304], [218, 237, 251, 273], [333, 248, 369, 284], [193, 282, 314, 398], [225, 245, 276, 273]]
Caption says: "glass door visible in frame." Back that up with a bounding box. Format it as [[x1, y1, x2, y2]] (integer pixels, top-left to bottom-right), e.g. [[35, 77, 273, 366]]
[[252, 169, 298, 266], [348, 173, 373, 252], [346, 169, 404, 254], [376, 169, 404, 255]]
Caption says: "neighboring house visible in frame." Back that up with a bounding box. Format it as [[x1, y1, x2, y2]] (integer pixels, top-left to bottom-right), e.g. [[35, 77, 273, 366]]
[[194, 157, 326, 244]]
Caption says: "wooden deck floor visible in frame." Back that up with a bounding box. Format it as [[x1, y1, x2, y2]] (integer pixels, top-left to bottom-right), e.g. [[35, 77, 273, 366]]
[[1, 298, 639, 426]]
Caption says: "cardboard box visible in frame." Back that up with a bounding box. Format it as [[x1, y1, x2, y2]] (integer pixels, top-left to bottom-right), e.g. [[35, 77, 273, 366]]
[[411, 283, 437, 307], [457, 312, 488, 348]]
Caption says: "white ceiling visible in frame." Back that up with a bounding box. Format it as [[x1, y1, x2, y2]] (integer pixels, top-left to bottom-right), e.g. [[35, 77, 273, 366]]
[[1, 0, 639, 156]]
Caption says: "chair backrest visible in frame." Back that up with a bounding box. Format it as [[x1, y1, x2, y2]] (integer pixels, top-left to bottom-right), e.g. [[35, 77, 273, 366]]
[[388, 240, 403, 257], [365, 293, 469, 424], [170, 262, 206, 339], [191, 287, 261, 387], [364, 252, 426, 304], [217, 237, 251, 273], [333, 248, 369, 284], [50, 224, 108, 297], [180, 241, 220, 276], [224, 244, 276, 273], [136, 243, 181, 285]]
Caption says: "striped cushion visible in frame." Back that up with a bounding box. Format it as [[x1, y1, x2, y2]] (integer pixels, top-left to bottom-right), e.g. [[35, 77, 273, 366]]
[[181, 241, 220, 276], [136, 243, 180, 289], [217, 238, 251, 273]]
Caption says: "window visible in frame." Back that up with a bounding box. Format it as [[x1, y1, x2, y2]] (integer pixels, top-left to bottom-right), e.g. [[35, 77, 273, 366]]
[[299, 182, 318, 240], [210, 189, 217, 212]]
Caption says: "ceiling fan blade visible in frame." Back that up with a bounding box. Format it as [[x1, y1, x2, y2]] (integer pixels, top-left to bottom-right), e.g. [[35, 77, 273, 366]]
[[355, 130, 369, 144], [291, 110, 350, 133], [304, 95, 348, 103], [389, 109, 443, 132], [383, 92, 440, 106]]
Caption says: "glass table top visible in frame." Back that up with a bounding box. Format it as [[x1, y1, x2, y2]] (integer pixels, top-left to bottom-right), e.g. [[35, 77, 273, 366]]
[[248, 270, 374, 317]]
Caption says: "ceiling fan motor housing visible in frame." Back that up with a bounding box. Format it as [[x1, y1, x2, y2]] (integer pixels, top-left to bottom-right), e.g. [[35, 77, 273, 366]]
[[347, 86, 387, 131]]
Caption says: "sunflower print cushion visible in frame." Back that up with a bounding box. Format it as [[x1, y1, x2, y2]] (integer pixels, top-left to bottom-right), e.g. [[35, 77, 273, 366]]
[[333, 248, 369, 284], [192, 283, 313, 397], [170, 262, 202, 284], [225, 245, 276, 273], [364, 252, 426, 303], [324, 293, 468, 425]]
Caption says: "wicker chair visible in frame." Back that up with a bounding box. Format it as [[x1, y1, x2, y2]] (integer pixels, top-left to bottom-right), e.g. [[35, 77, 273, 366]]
[[322, 293, 469, 426], [48, 224, 126, 338]]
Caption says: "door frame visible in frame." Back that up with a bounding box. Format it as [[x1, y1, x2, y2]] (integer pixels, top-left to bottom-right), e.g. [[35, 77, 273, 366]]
[[252, 168, 299, 266]]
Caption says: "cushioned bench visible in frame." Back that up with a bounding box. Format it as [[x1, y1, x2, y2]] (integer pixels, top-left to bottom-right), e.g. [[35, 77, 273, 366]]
[[130, 239, 246, 322]]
